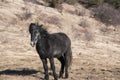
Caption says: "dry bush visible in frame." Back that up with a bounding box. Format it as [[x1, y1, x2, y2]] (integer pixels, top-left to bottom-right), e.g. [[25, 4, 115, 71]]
[[65, 9, 76, 15], [75, 8, 86, 16], [78, 19, 94, 41], [63, 4, 88, 16], [46, 16, 61, 26], [43, 0, 64, 7], [104, 0, 120, 8], [23, 0, 41, 5], [84, 30, 94, 41], [43, 0, 80, 8], [15, 8, 32, 21], [93, 3, 120, 26], [99, 26, 117, 35], [79, 19, 90, 28], [65, 8, 85, 16], [71, 26, 81, 40], [63, 5, 86, 16], [72, 25, 93, 41], [38, 13, 61, 27], [0, 0, 9, 3], [0, 0, 4, 2], [65, 0, 79, 4]]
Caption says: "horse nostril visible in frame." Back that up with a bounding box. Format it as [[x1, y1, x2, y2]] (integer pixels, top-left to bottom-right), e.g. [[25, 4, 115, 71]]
[[30, 42, 34, 47]]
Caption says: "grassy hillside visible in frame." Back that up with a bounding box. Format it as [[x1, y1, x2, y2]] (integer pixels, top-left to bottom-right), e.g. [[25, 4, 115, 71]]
[[0, 0, 120, 80]]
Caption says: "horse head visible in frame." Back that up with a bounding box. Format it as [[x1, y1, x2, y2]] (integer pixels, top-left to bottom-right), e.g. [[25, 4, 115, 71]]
[[29, 23, 42, 47]]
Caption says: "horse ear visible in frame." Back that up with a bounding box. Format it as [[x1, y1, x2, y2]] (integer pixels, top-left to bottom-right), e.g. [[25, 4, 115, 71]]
[[36, 22, 43, 27], [36, 22, 39, 26], [40, 24, 43, 27], [38, 24, 43, 32]]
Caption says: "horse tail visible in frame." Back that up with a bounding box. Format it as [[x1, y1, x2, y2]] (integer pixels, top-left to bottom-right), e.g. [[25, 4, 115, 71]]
[[68, 47, 72, 67]]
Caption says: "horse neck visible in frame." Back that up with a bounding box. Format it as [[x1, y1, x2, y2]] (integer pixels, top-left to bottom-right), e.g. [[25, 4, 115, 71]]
[[36, 36, 49, 50], [36, 28, 49, 47], [37, 31, 49, 44], [41, 29, 49, 39]]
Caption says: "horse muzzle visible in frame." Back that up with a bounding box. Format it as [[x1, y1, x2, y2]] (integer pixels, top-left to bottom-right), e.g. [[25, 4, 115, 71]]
[[30, 41, 35, 47]]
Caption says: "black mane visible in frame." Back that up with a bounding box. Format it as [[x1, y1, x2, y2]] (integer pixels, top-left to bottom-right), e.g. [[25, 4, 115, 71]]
[[38, 25, 49, 38]]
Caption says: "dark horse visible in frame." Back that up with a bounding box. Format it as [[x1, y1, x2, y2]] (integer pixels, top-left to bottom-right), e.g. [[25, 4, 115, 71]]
[[29, 23, 72, 80]]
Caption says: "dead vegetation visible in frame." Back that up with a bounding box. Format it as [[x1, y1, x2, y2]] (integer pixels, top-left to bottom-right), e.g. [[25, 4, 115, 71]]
[[93, 3, 120, 26], [38, 14, 61, 27], [15, 8, 32, 21]]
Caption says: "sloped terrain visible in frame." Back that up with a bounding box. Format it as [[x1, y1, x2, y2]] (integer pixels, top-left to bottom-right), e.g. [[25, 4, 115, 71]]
[[0, 0, 120, 80]]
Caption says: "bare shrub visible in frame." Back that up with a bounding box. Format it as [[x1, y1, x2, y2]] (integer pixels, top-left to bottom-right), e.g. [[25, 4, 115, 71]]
[[93, 3, 120, 26], [43, 0, 80, 8], [75, 8, 86, 16], [65, 0, 79, 5], [100, 26, 116, 35], [0, 0, 9, 3], [71, 26, 81, 40], [72, 25, 93, 41], [79, 19, 90, 28], [65, 8, 85, 16], [66, 9, 76, 15], [43, 0, 64, 8], [38, 13, 61, 27], [0, 0, 4, 2], [15, 8, 32, 20], [23, 0, 41, 5], [46, 16, 61, 26], [84, 30, 94, 41], [63, 4, 88, 16]]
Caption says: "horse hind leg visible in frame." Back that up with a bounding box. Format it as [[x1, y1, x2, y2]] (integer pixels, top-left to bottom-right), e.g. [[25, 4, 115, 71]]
[[64, 54, 69, 78], [57, 56, 65, 78], [64, 48, 72, 78]]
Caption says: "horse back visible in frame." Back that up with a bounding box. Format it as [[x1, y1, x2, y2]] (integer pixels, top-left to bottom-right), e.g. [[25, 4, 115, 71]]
[[49, 32, 71, 46], [48, 32, 71, 57]]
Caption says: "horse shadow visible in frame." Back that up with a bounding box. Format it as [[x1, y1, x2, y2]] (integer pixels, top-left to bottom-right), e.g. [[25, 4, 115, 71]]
[[0, 68, 44, 80]]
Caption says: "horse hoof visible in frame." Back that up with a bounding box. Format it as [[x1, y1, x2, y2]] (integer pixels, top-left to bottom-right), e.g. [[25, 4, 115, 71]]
[[59, 75, 63, 78], [65, 74, 68, 78]]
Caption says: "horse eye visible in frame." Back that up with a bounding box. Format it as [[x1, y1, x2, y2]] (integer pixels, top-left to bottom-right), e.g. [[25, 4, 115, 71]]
[[34, 31, 37, 33]]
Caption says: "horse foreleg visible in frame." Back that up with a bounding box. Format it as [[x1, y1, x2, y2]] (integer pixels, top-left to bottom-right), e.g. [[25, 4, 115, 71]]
[[49, 58, 58, 80], [41, 58, 49, 80]]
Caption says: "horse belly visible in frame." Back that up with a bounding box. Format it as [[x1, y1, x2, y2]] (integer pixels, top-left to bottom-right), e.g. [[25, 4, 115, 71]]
[[53, 50, 62, 57]]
